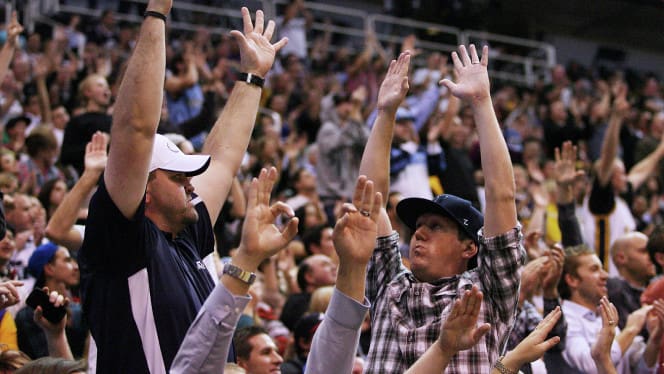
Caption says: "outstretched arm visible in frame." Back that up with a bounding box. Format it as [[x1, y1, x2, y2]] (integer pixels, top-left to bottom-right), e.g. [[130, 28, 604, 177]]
[[171, 167, 298, 372], [554, 141, 585, 247], [192, 8, 288, 225], [46, 132, 107, 251], [627, 131, 664, 190], [0, 12, 22, 86], [104, 0, 171, 218], [596, 84, 628, 187], [405, 286, 491, 374], [305, 176, 381, 374], [358, 51, 410, 237], [441, 45, 516, 235]]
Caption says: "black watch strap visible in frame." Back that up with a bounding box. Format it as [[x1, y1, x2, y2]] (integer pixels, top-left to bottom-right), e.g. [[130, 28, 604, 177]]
[[238, 72, 265, 88]]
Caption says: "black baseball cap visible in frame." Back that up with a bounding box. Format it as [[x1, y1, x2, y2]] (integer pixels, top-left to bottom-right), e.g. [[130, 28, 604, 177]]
[[396, 194, 484, 244]]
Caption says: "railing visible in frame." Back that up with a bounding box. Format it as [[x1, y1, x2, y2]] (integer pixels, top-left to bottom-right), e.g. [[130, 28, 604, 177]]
[[461, 30, 556, 86], [51, 0, 556, 86]]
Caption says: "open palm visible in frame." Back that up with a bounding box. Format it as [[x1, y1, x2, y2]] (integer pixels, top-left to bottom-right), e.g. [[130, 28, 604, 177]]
[[333, 176, 382, 265], [438, 286, 490, 353], [230, 8, 288, 77], [441, 45, 490, 103], [376, 52, 410, 112]]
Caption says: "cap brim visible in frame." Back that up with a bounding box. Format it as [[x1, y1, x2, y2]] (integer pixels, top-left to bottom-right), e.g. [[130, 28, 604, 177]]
[[396, 197, 454, 231], [158, 154, 211, 177]]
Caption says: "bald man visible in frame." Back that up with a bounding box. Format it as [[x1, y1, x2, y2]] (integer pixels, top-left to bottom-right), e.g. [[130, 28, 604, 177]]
[[607, 231, 655, 330]]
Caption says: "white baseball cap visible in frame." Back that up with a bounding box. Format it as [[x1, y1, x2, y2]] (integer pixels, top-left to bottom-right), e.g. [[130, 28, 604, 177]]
[[149, 134, 210, 176]]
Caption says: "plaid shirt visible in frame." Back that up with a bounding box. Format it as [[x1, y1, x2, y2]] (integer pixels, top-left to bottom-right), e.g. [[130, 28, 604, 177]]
[[365, 227, 525, 374]]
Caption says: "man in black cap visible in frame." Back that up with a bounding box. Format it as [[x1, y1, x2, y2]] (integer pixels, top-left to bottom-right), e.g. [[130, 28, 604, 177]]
[[359, 46, 525, 373]]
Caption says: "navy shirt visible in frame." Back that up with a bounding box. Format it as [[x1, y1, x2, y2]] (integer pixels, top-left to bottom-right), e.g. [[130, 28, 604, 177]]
[[79, 177, 216, 373]]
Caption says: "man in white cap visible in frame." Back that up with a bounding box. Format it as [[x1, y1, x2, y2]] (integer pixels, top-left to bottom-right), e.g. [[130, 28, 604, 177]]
[[77, 0, 288, 372]]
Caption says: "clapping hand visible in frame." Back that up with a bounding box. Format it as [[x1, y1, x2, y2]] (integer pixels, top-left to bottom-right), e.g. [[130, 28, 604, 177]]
[[591, 297, 618, 374], [501, 307, 562, 369], [437, 285, 491, 355]]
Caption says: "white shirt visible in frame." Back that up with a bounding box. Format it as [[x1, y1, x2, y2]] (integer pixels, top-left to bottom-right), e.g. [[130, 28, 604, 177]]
[[562, 300, 653, 374]]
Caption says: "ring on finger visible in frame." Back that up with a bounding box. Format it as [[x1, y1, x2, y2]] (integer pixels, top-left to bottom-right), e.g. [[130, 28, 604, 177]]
[[359, 210, 370, 217]]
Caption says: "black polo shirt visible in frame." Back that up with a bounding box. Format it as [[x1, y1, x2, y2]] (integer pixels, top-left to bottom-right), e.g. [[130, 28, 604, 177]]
[[79, 177, 216, 373]]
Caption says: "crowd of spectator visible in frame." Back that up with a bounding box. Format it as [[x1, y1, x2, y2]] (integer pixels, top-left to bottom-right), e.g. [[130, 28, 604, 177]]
[[0, 0, 663, 373]]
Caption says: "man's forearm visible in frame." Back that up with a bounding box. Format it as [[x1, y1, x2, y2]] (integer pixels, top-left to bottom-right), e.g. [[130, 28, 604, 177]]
[[597, 113, 623, 186], [305, 289, 369, 374], [0, 43, 16, 85], [360, 109, 396, 200], [45, 170, 100, 248], [45, 331, 74, 360], [472, 97, 517, 236], [171, 283, 250, 373], [615, 326, 639, 355], [336, 263, 367, 303]]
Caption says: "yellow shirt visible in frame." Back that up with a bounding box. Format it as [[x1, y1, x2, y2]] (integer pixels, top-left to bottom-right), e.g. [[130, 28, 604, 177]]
[[0, 310, 17, 351]]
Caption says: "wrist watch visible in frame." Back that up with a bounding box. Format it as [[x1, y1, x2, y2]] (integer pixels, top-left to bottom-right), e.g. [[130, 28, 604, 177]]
[[223, 263, 256, 285], [237, 72, 265, 88], [493, 356, 519, 374]]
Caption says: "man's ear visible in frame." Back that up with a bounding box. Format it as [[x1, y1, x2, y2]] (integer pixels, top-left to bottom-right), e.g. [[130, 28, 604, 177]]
[[237, 357, 249, 370], [655, 252, 664, 269], [613, 251, 626, 266], [461, 241, 478, 259], [564, 273, 579, 289]]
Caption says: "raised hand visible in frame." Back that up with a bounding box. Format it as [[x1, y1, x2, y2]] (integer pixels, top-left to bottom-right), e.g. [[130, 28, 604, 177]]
[[237, 167, 299, 270], [440, 45, 490, 103], [84, 131, 109, 174], [437, 285, 491, 355], [400, 34, 420, 56], [376, 52, 411, 112], [146, 0, 173, 16], [611, 82, 630, 118], [230, 7, 288, 78], [6, 11, 23, 48], [0, 280, 23, 309], [554, 141, 584, 203], [333, 175, 382, 266], [541, 244, 565, 297]]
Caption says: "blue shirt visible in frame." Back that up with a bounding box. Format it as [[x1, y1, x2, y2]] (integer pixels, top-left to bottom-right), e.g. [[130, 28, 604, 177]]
[[79, 177, 216, 373]]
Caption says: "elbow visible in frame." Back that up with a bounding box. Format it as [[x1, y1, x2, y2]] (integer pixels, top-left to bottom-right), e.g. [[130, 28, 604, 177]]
[[484, 182, 516, 203], [45, 225, 62, 243]]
